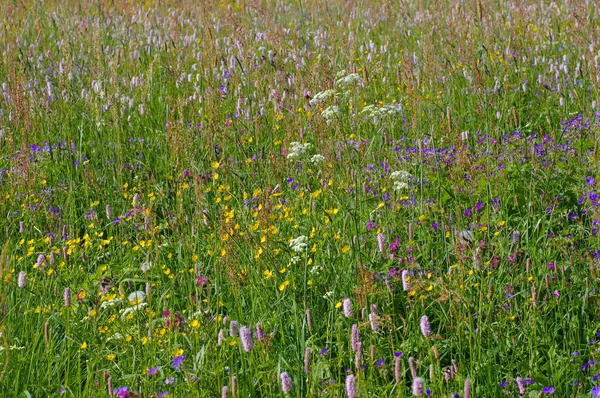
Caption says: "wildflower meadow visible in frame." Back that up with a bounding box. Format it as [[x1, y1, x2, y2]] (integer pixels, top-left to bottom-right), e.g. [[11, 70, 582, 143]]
[[2, 0, 600, 396]]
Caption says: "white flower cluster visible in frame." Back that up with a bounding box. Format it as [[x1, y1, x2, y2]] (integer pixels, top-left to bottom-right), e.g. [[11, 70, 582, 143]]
[[361, 103, 403, 123], [310, 154, 325, 164], [287, 142, 312, 160], [289, 235, 308, 252], [128, 291, 146, 304], [100, 297, 123, 309], [309, 89, 336, 106], [321, 105, 339, 124], [390, 170, 411, 191], [120, 302, 148, 319], [335, 72, 362, 87]]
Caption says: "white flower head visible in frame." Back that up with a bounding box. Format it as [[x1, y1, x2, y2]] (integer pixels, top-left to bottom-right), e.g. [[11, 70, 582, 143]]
[[390, 170, 411, 181], [100, 297, 123, 309], [289, 235, 309, 253], [287, 142, 312, 160], [335, 73, 362, 87], [321, 106, 339, 124], [128, 291, 146, 305], [141, 262, 152, 272], [310, 154, 325, 164], [309, 89, 336, 106]]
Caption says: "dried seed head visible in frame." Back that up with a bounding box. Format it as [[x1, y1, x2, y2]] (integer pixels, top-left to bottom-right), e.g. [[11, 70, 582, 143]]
[[304, 347, 311, 373], [306, 309, 313, 332]]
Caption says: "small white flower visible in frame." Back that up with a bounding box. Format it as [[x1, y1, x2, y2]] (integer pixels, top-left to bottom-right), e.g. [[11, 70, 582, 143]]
[[128, 291, 146, 304], [390, 170, 411, 181], [310, 154, 325, 164], [335, 73, 362, 87], [289, 236, 309, 252], [120, 302, 148, 319], [141, 262, 152, 272], [321, 106, 339, 124], [309, 89, 336, 106], [287, 142, 312, 160], [100, 297, 123, 309], [393, 181, 408, 191]]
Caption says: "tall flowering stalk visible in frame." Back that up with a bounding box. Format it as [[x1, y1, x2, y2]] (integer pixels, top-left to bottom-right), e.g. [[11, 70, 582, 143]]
[[412, 377, 424, 396], [420, 315, 431, 338], [351, 324, 360, 352], [343, 298, 352, 318], [345, 374, 357, 398], [64, 287, 71, 307], [280, 372, 292, 393], [240, 326, 253, 352]]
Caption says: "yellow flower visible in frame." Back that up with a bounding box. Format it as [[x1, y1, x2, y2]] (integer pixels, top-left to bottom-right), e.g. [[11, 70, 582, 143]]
[[279, 280, 290, 291], [211, 161, 220, 169], [173, 348, 184, 357], [498, 220, 506, 227], [80, 342, 88, 349], [335, 302, 342, 309], [263, 270, 273, 279], [418, 215, 426, 221], [107, 354, 115, 361], [142, 337, 148, 345], [190, 319, 200, 328]]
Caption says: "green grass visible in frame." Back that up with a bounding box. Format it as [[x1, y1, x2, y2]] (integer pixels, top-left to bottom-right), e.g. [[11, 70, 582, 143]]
[[1, 0, 600, 396]]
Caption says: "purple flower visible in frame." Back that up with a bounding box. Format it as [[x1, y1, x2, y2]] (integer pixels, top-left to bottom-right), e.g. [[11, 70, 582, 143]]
[[420, 315, 432, 338], [587, 177, 595, 186], [240, 326, 254, 352], [464, 208, 472, 217], [165, 377, 175, 385], [394, 351, 402, 357], [412, 377, 424, 396], [500, 381, 507, 388], [158, 391, 169, 397], [148, 367, 158, 376], [345, 375, 357, 398], [376, 359, 385, 367], [172, 356, 186, 370], [542, 386, 555, 394], [320, 348, 328, 355], [113, 387, 128, 398], [592, 385, 600, 397], [280, 372, 292, 393]]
